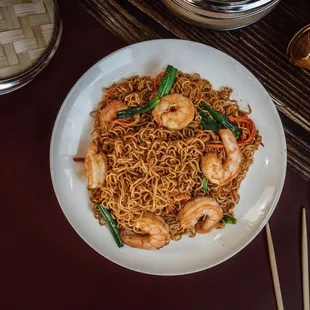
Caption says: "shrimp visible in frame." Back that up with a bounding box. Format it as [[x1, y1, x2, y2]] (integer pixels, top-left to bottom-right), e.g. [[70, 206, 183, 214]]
[[84, 142, 108, 189], [168, 193, 191, 213], [100, 100, 128, 130], [152, 94, 195, 130], [178, 196, 223, 234], [201, 129, 243, 186], [121, 212, 170, 250]]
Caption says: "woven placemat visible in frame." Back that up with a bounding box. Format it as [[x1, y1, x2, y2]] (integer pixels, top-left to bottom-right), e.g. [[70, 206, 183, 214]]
[[0, 0, 55, 79], [80, 0, 310, 180]]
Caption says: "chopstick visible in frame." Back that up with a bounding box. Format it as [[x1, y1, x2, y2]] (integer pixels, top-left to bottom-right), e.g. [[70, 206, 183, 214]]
[[266, 222, 284, 310], [302, 208, 309, 310]]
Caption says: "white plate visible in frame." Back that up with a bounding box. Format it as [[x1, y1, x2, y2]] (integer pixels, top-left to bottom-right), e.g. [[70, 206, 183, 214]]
[[50, 39, 287, 276]]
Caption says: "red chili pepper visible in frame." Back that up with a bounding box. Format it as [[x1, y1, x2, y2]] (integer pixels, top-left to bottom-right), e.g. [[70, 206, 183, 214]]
[[73, 157, 85, 162]]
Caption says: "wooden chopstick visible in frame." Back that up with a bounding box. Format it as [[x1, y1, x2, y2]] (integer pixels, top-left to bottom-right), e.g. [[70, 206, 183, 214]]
[[266, 222, 284, 310], [302, 208, 309, 310]]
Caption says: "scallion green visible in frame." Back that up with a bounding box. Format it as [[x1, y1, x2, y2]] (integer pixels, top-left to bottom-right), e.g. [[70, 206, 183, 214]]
[[202, 177, 209, 194], [116, 65, 178, 119], [97, 204, 123, 247], [198, 108, 221, 133], [201, 102, 241, 136], [223, 214, 237, 224]]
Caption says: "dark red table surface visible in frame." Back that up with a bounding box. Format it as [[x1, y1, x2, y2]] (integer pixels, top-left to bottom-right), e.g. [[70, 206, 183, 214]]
[[1, 1, 309, 309]]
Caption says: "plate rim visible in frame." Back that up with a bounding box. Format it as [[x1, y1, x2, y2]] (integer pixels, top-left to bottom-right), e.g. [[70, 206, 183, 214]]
[[50, 38, 287, 276]]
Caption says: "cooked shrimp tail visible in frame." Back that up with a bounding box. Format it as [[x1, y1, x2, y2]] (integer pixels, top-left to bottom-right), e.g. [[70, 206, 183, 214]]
[[85, 142, 108, 189], [100, 100, 129, 131], [201, 129, 243, 186], [121, 212, 170, 250], [152, 94, 195, 130], [178, 196, 223, 234]]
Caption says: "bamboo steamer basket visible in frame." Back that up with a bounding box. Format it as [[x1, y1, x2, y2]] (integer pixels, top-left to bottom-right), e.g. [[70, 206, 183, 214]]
[[0, 0, 62, 94]]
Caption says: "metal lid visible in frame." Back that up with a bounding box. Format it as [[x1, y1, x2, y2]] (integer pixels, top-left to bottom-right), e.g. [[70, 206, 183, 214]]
[[0, 0, 62, 94], [170, 0, 278, 19], [183, 0, 277, 13], [163, 0, 279, 30]]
